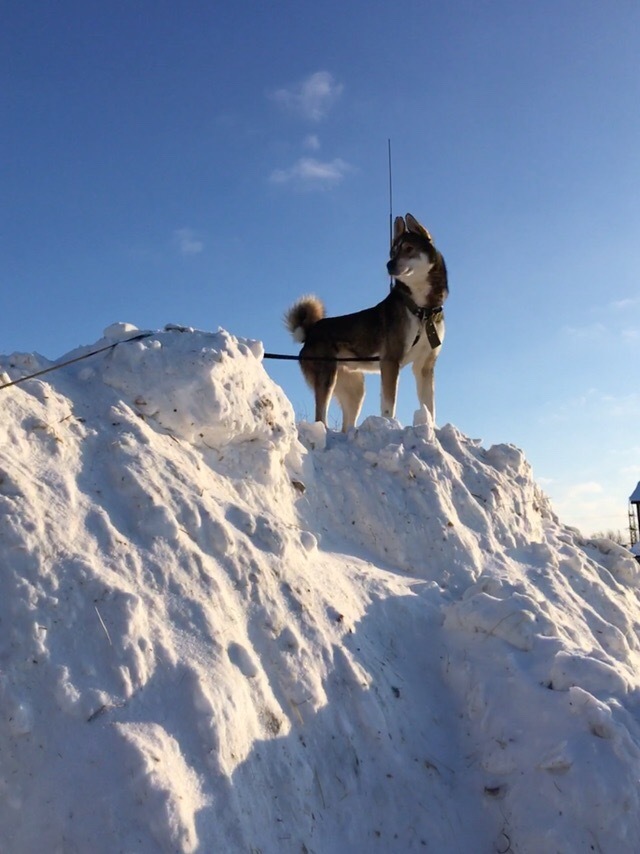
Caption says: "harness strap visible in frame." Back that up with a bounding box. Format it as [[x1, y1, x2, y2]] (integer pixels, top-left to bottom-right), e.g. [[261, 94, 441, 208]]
[[416, 307, 444, 349], [393, 286, 444, 349]]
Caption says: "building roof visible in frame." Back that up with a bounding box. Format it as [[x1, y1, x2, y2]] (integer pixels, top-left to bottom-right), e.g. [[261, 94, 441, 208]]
[[631, 481, 640, 503]]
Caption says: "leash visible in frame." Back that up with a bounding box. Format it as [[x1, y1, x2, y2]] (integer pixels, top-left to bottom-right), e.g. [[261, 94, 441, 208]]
[[0, 331, 156, 392], [263, 353, 380, 362]]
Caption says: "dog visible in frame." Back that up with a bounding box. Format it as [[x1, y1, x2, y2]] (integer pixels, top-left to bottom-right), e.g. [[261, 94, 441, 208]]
[[285, 213, 448, 431]]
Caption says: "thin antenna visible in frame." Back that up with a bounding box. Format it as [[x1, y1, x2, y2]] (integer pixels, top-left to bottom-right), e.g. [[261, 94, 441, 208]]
[[388, 138, 394, 290], [387, 138, 393, 249]]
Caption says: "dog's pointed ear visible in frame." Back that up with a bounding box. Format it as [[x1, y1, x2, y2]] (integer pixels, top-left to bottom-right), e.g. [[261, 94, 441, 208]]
[[405, 213, 433, 243], [393, 216, 406, 242]]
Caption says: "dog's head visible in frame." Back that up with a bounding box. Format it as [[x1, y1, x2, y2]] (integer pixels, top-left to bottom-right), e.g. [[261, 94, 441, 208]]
[[387, 213, 438, 281]]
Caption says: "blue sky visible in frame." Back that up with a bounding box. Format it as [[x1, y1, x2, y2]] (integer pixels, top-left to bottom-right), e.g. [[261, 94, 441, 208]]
[[2, 1, 639, 536]]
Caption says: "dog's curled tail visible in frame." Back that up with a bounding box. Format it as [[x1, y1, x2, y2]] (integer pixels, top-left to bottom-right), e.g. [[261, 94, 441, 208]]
[[284, 295, 325, 343]]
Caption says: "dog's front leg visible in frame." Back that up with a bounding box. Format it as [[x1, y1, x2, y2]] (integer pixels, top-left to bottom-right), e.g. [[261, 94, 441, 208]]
[[380, 360, 400, 418], [412, 352, 437, 420]]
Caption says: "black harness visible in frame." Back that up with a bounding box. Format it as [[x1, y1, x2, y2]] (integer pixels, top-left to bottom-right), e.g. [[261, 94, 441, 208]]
[[394, 286, 444, 349]]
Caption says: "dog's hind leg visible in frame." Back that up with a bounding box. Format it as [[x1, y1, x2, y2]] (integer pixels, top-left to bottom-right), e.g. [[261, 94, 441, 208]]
[[313, 366, 338, 427], [334, 368, 365, 432]]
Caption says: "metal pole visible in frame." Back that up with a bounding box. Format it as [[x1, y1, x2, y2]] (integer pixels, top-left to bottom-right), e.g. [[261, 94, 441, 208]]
[[388, 139, 394, 290], [388, 138, 393, 249]]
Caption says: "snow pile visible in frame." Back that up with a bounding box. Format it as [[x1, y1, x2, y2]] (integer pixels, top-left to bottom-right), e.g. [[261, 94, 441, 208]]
[[1, 323, 640, 853]]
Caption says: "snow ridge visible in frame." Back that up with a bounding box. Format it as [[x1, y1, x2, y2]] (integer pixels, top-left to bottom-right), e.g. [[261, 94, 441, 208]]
[[1, 324, 639, 853]]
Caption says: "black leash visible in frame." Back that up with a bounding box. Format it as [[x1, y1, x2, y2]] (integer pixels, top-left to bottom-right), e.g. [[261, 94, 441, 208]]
[[263, 353, 380, 362], [0, 331, 156, 392]]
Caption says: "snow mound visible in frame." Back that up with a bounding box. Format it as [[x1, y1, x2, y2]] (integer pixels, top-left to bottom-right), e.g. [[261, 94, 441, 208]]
[[99, 324, 294, 449], [1, 324, 640, 853]]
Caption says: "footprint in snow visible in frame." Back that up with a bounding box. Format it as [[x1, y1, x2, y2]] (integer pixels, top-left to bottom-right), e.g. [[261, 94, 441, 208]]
[[225, 505, 286, 554], [227, 642, 258, 678], [225, 505, 256, 536]]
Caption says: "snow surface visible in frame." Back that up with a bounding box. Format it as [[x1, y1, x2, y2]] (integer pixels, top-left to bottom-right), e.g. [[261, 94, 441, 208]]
[[2, 323, 640, 853]]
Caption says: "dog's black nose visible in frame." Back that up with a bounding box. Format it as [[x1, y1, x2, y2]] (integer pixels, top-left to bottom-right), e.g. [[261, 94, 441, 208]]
[[386, 259, 394, 274]]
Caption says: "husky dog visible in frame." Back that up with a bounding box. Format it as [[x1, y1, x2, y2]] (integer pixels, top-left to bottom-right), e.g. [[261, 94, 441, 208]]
[[285, 213, 448, 431]]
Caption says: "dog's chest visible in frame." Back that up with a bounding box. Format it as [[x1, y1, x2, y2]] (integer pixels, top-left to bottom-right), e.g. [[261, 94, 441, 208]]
[[400, 309, 444, 366], [404, 278, 433, 306], [402, 311, 424, 350]]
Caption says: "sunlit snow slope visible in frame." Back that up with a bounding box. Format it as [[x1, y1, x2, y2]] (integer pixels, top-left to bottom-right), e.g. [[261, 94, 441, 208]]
[[1, 324, 640, 854]]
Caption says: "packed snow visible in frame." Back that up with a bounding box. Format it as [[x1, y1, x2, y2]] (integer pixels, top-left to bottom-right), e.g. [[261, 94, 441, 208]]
[[1, 323, 640, 853]]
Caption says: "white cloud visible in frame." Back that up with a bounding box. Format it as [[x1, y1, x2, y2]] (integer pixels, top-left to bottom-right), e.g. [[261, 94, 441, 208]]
[[565, 481, 604, 498], [269, 157, 351, 190], [270, 71, 343, 122], [541, 389, 640, 425], [561, 321, 607, 341], [601, 392, 640, 418], [536, 476, 555, 487], [561, 297, 640, 347], [173, 228, 204, 256], [548, 481, 628, 536], [561, 317, 640, 349], [609, 296, 640, 312], [303, 134, 321, 151]]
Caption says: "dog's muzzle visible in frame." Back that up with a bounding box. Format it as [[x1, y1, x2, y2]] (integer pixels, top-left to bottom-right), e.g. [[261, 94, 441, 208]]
[[387, 259, 410, 277]]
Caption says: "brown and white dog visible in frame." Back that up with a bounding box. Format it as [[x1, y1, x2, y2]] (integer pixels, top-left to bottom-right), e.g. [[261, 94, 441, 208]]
[[285, 213, 448, 431]]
